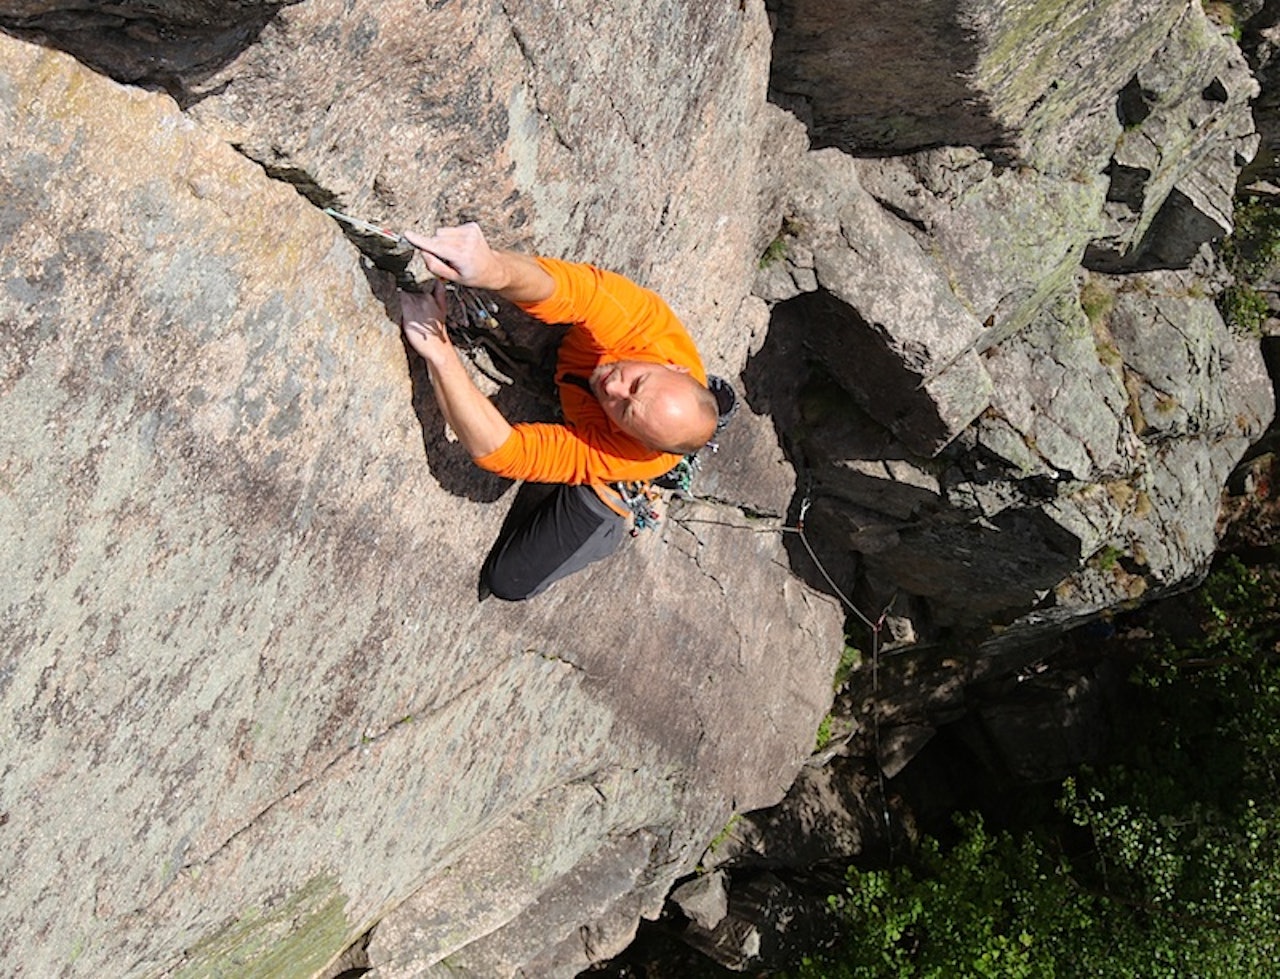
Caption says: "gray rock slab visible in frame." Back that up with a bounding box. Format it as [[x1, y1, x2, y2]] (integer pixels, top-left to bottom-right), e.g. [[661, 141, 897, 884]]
[[1086, 2, 1260, 270], [822, 273, 1273, 631], [0, 37, 844, 978], [671, 870, 731, 932], [769, 0, 1186, 161]]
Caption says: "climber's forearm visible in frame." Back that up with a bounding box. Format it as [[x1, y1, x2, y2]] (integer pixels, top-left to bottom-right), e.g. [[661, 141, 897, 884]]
[[403, 225, 554, 304], [489, 249, 555, 305], [425, 347, 513, 459]]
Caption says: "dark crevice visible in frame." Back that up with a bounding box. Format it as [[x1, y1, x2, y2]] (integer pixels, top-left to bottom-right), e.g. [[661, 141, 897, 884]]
[[0, 2, 297, 107], [1116, 75, 1156, 128], [868, 195, 930, 234]]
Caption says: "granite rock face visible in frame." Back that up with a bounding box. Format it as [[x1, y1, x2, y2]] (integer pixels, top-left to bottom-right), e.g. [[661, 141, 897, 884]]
[[0, 0, 1276, 977], [0, 27, 840, 979], [768, 0, 1188, 164]]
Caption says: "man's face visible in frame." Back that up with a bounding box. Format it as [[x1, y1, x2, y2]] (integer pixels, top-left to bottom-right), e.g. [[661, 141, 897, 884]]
[[589, 359, 697, 449]]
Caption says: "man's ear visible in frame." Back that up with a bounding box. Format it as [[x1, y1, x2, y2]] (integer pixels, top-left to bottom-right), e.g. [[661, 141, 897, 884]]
[[663, 363, 691, 374]]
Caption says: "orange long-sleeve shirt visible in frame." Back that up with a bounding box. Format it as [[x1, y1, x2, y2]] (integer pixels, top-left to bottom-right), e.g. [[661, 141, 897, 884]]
[[474, 257, 708, 485]]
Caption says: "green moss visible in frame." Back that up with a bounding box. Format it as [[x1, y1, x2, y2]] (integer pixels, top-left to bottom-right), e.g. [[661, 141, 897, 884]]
[[758, 235, 788, 269], [1219, 196, 1280, 336], [173, 874, 353, 979], [758, 216, 804, 269], [706, 813, 741, 856], [985, 236, 1085, 346], [1089, 544, 1125, 572], [1078, 278, 1115, 326], [1221, 283, 1269, 337], [1095, 340, 1123, 367], [1203, 2, 1244, 40], [833, 644, 861, 690], [815, 713, 835, 752], [981, 0, 1079, 93], [1082, 281, 1124, 369]]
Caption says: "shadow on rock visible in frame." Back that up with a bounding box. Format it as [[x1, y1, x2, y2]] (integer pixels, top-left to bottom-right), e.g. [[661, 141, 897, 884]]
[[768, 0, 1015, 159], [0, 1, 292, 104], [742, 289, 1088, 636], [367, 267, 567, 507], [741, 293, 887, 622]]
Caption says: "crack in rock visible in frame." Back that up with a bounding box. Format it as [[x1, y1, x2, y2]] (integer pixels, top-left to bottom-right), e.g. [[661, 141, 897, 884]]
[[172, 654, 520, 888]]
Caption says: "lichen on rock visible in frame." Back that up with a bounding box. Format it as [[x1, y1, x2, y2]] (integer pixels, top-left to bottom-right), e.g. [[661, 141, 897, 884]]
[[1, 0, 1277, 976]]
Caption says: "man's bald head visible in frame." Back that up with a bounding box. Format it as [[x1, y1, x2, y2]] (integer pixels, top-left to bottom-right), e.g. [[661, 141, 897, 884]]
[[590, 360, 719, 456]]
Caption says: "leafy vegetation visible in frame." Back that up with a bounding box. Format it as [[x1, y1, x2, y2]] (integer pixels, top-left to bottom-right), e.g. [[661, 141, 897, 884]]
[[1219, 197, 1280, 336], [834, 643, 862, 690], [788, 554, 1280, 978], [759, 217, 804, 269], [1203, 2, 1253, 41], [1078, 277, 1115, 327], [760, 235, 789, 269], [703, 813, 742, 865], [815, 713, 835, 751]]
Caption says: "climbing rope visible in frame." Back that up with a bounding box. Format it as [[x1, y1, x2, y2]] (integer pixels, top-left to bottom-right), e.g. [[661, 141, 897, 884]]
[[793, 494, 898, 860], [673, 493, 900, 861]]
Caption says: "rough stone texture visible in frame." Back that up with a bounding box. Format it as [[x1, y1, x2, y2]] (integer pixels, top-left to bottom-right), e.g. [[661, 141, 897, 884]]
[[0, 0, 293, 86], [768, 0, 1187, 164], [856, 146, 1112, 343], [699, 758, 888, 876], [1085, 2, 1260, 271], [1234, 3, 1280, 336], [745, 261, 1271, 632], [184, 0, 773, 378], [0, 0, 777, 369], [1242, 0, 1280, 191], [2, 0, 1279, 976], [812, 274, 1272, 631], [0, 35, 842, 979], [670, 869, 831, 972], [671, 871, 730, 931], [758, 149, 995, 456], [745, 4, 1274, 634]]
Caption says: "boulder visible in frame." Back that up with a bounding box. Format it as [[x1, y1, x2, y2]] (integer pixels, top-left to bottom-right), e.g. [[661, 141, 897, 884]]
[[1085, 2, 1260, 271], [760, 150, 995, 457], [671, 871, 730, 931], [745, 257, 1272, 632]]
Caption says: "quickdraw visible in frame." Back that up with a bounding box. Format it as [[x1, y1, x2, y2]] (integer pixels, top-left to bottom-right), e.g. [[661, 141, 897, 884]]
[[616, 481, 664, 535]]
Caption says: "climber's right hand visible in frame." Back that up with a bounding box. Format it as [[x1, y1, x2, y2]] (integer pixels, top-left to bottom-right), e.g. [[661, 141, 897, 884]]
[[403, 223, 506, 291]]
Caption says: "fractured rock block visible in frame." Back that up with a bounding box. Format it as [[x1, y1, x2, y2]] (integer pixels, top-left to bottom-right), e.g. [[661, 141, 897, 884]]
[[769, 0, 1186, 160], [776, 150, 994, 456], [1085, 3, 1260, 271]]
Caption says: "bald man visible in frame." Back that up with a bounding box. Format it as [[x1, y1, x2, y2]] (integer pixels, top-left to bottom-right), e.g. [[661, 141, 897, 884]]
[[399, 223, 719, 601]]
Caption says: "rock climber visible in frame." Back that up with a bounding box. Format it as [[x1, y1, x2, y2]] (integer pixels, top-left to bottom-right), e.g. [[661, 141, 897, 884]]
[[397, 222, 722, 601]]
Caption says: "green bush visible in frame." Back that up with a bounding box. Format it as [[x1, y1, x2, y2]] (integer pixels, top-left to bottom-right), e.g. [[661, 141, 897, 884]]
[[792, 816, 1092, 979], [792, 555, 1280, 978], [1219, 197, 1280, 335]]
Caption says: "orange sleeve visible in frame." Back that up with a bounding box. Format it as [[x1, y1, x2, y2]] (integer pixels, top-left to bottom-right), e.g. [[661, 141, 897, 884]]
[[474, 423, 682, 485], [518, 258, 704, 380]]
